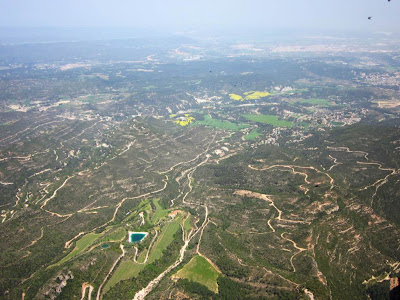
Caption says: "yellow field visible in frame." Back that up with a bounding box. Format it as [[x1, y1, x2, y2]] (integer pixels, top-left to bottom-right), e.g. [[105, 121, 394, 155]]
[[171, 114, 195, 126], [229, 94, 243, 101], [244, 91, 270, 100], [229, 91, 271, 101]]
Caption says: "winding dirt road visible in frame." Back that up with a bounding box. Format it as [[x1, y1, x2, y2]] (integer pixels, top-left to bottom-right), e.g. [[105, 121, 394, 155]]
[[132, 206, 209, 300], [96, 244, 125, 300]]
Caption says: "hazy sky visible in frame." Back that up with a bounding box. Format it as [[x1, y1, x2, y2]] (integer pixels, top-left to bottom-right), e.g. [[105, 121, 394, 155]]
[[0, 0, 399, 33]]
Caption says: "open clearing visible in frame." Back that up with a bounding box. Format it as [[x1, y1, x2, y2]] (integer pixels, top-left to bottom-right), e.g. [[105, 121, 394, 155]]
[[374, 100, 400, 109], [295, 98, 334, 107], [244, 91, 271, 100], [244, 129, 261, 140], [104, 260, 144, 293], [243, 114, 293, 127], [100, 227, 126, 242], [183, 215, 192, 234], [148, 216, 182, 263], [151, 198, 169, 223], [51, 232, 101, 267], [173, 116, 195, 127], [197, 115, 249, 131], [173, 255, 220, 293], [229, 94, 243, 101], [229, 91, 271, 101], [80, 94, 109, 104]]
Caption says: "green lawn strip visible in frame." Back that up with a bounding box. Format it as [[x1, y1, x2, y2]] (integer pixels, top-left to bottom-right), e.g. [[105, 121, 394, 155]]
[[103, 260, 145, 293], [99, 227, 127, 243], [282, 89, 308, 94], [122, 199, 152, 224], [151, 198, 169, 223], [142, 202, 153, 223], [183, 215, 192, 235], [295, 98, 334, 107], [173, 255, 220, 293], [147, 216, 182, 263], [197, 115, 249, 131], [137, 249, 148, 264], [244, 129, 261, 141], [243, 114, 293, 127], [50, 232, 101, 267], [135, 198, 151, 213]]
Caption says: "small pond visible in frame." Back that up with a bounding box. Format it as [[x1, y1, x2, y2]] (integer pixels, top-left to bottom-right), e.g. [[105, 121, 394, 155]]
[[128, 232, 147, 243]]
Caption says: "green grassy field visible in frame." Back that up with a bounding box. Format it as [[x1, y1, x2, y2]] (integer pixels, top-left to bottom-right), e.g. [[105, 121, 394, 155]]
[[104, 260, 144, 293], [148, 216, 182, 263], [100, 227, 127, 242], [151, 198, 169, 223], [123, 199, 153, 225], [51, 232, 101, 267], [183, 215, 192, 234], [295, 98, 334, 107], [197, 115, 249, 131], [143, 203, 153, 223], [282, 88, 308, 94], [137, 249, 148, 264], [174, 255, 220, 293], [244, 130, 261, 141], [243, 114, 293, 127]]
